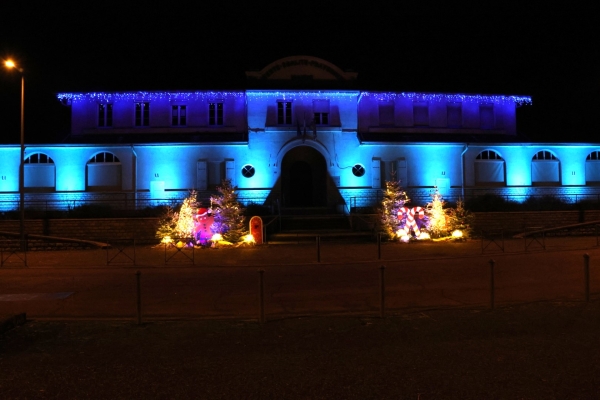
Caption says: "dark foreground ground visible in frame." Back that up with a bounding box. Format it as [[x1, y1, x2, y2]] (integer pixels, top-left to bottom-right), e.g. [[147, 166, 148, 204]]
[[2, 301, 599, 399]]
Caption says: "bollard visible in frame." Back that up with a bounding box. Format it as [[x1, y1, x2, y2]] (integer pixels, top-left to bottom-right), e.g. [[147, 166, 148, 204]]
[[136, 271, 142, 325], [258, 270, 265, 324], [377, 233, 381, 260], [380, 265, 386, 318], [584, 254, 590, 302], [316, 236, 321, 263], [489, 260, 495, 310]]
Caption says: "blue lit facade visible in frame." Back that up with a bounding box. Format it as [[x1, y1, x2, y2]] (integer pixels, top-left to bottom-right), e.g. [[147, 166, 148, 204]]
[[1, 56, 599, 212]]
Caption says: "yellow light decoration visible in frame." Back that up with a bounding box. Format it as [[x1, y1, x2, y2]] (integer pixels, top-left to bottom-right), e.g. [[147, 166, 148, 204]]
[[452, 230, 463, 238], [161, 235, 173, 244], [417, 232, 431, 240], [211, 233, 223, 242], [243, 234, 256, 244]]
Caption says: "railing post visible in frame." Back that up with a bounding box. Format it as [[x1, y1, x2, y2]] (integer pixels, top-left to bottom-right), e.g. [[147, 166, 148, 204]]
[[316, 236, 321, 263], [584, 254, 590, 302], [489, 259, 495, 310], [258, 269, 265, 324], [136, 271, 142, 325], [380, 265, 386, 318]]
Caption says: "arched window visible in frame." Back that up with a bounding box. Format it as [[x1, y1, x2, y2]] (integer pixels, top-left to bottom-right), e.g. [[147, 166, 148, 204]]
[[24, 153, 56, 191], [474, 150, 505, 186], [86, 152, 122, 191], [585, 151, 600, 185], [532, 150, 560, 185]]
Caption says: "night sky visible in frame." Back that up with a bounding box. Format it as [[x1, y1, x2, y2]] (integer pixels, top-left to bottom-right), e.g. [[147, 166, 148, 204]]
[[1, 3, 598, 144]]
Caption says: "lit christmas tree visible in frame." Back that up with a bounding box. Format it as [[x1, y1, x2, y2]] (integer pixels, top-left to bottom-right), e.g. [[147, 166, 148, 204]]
[[426, 189, 448, 238], [155, 190, 198, 243], [379, 174, 410, 240], [175, 190, 198, 239], [446, 198, 475, 238], [210, 180, 247, 243]]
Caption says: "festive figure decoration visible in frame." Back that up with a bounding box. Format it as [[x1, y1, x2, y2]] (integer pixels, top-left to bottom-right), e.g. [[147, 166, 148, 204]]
[[249, 216, 263, 245], [194, 207, 214, 246], [398, 206, 425, 238]]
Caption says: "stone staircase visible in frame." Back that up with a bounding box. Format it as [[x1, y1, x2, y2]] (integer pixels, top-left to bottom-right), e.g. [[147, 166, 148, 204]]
[[267, 207, 377, 243]]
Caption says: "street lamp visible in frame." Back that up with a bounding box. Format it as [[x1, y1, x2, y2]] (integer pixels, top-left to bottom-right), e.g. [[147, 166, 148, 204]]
[[4, 59, 26, 250]]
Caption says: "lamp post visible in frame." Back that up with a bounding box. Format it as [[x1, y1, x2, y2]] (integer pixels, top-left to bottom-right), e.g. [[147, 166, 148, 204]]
[[4, 60, 25, 250]]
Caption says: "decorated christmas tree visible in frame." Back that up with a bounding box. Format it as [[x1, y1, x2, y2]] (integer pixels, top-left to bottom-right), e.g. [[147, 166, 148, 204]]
[[426, 188, 448, 238], [379, 174, 410, 240], [446, 198, 475, 237], [210, 179, 247, 243], [155, 190, 198, 243]]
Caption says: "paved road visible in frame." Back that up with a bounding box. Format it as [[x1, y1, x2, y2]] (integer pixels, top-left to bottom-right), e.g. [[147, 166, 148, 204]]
[[1, 237, 599, 321]]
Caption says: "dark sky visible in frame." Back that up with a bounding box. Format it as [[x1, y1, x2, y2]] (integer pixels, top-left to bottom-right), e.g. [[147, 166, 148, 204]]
[[1, 2, 598, 144]]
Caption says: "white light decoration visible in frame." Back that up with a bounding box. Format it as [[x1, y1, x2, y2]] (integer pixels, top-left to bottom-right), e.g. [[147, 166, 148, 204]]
[[361, 91, 532, 106], [452, 230, 463, 238], [57, 90, 531, 106], [243, 234, 256, 244], [417, 232, 431, 240], [247, 90, 359, 100], [57, 91, 246, 103]]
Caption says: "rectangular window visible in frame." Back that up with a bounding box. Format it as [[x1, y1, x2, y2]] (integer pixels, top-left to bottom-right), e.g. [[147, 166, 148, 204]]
[[209, 102, 223, 126], [314, 112, 329, 125], [172, 105, 187, 126], [447, 102, 462, 127], [98, 104, 113, 127], [413, 102, 429, 126], [379, 102, 395, 126], [480, 104, 494, 129], [277, 101, 292, 124], [135, 102, 150, 126], [313, 99, 330, 125]]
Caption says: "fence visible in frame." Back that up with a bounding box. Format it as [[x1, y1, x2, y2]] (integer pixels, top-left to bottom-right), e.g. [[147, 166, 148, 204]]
[[3, 187, 600, 215], [1, 238, 598, 321]]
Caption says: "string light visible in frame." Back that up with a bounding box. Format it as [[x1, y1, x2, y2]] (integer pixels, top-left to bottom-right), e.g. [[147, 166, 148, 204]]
[[57, 90, 531, 105], [247, 91, 360, 100], [57, 91, 246, 103], [361, 92, 532, 105]]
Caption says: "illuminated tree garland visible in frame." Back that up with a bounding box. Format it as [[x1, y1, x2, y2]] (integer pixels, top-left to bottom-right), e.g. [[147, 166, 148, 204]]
[[379, 175, 410, 240], [426, 189, 448, 238], [210, 179, 248, 243]]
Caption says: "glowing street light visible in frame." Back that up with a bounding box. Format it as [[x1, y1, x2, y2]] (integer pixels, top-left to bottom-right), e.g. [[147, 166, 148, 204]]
[[4, 59, 26, 250]]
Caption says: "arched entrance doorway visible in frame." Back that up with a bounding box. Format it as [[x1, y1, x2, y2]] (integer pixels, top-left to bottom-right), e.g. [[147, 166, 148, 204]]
[[282, 146, 327, 207]]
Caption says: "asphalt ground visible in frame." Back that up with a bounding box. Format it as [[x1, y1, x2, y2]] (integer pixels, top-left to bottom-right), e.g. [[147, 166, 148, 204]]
[[1, 237, 600, 398]]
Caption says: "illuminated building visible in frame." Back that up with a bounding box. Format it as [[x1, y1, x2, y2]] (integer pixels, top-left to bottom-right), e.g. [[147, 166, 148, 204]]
[[1, 56, 598, 212]]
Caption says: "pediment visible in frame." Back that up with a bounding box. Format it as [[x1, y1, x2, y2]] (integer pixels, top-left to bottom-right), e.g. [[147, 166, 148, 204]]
[[246, 56, 357, 81]]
